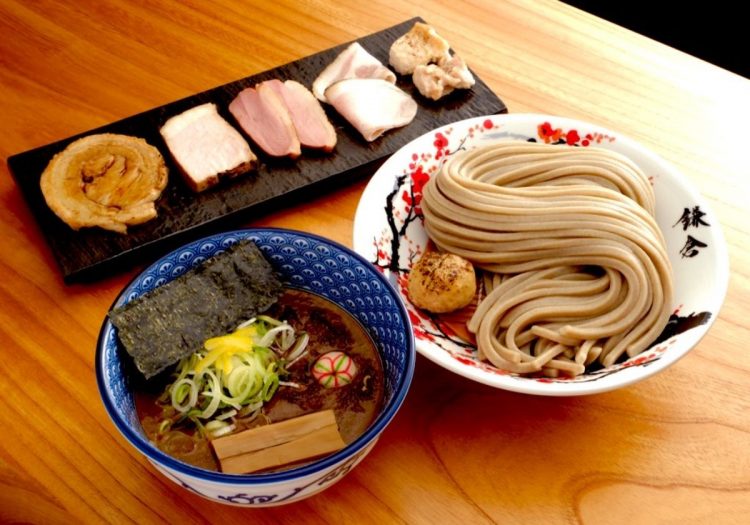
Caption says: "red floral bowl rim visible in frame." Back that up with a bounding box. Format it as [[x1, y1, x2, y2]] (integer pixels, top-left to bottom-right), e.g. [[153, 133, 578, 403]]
[[352, 113, 729, 396]]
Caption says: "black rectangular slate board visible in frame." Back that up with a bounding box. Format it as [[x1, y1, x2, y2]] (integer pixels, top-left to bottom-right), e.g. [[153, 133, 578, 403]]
[[7, 17, 506, 283]]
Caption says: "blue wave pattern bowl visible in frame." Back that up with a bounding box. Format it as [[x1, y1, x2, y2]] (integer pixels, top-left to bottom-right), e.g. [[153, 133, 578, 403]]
[[96, 228, 415, 506]]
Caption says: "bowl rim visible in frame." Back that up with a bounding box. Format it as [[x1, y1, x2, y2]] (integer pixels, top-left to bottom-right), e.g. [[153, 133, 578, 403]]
[[96, 227, 416, 484]]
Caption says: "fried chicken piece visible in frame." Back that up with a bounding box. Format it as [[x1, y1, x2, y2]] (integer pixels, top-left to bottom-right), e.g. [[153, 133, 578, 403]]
[[389, 22, 451, 75], [413, 54, 475, 101]]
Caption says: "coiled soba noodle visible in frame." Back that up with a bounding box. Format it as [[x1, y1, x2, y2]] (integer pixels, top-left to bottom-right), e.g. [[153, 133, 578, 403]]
[[420, 141, 673, 377]]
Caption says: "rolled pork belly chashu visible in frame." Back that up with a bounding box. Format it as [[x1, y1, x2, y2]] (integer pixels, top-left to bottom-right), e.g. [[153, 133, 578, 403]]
[[229, 82, 302, 158], [312, 42, 396, 103], [39, 133, 168, 234], [324, 78, 417, 142], [265, 79, 337, 152], [160, 103, 256, 192]]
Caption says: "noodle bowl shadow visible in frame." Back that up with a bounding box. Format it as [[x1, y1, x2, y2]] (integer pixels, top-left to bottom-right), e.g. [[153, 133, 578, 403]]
[[96, 228, 416, 505]]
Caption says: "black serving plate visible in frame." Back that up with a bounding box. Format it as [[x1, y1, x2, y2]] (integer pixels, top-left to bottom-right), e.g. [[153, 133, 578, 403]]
[[7, 17, 506, 282]]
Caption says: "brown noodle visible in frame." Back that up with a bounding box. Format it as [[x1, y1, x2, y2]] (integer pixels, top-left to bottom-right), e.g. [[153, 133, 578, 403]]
[[420, 141, 673, 377]]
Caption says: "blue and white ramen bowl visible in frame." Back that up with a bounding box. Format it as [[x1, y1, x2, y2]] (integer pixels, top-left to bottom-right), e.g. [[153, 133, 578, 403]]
[[96, 228, 415, 506]]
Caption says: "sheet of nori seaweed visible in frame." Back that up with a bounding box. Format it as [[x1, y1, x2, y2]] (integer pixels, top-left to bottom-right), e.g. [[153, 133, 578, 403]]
[[108, 240, 283, 379]]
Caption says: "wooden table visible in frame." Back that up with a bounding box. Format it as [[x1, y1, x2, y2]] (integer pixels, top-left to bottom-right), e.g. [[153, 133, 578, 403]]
[[1, 1, 748, 523]]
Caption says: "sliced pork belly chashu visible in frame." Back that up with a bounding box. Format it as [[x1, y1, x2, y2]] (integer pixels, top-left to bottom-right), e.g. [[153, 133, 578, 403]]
[[160, 103, 256, 192]]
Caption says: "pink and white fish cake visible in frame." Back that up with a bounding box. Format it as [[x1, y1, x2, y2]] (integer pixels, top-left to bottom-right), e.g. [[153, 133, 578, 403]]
[[312, 351, 358, 388]]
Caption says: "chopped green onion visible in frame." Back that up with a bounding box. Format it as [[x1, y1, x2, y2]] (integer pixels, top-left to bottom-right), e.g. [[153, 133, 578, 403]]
[[238, 401, 263, 417], [262, 374, 279, 401], [216, 409, 238, 421], [171, 378, 197, 413], [257, 324, 295, 348], [285, 332, 310, 366], [205, 420, 227, 431], [236, 317, 257, 329], [209, 423, 236, 438], [157, 313, 305, 440], [158, 419, 171, 434], [257, 315, 284, 326]]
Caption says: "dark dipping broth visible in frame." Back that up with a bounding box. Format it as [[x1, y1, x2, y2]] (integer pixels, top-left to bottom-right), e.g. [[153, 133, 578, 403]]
[[135, 288, 384, 473]]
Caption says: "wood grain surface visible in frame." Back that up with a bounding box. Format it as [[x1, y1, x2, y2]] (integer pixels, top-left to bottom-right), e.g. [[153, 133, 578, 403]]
[[1, 0, 748, 523]]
